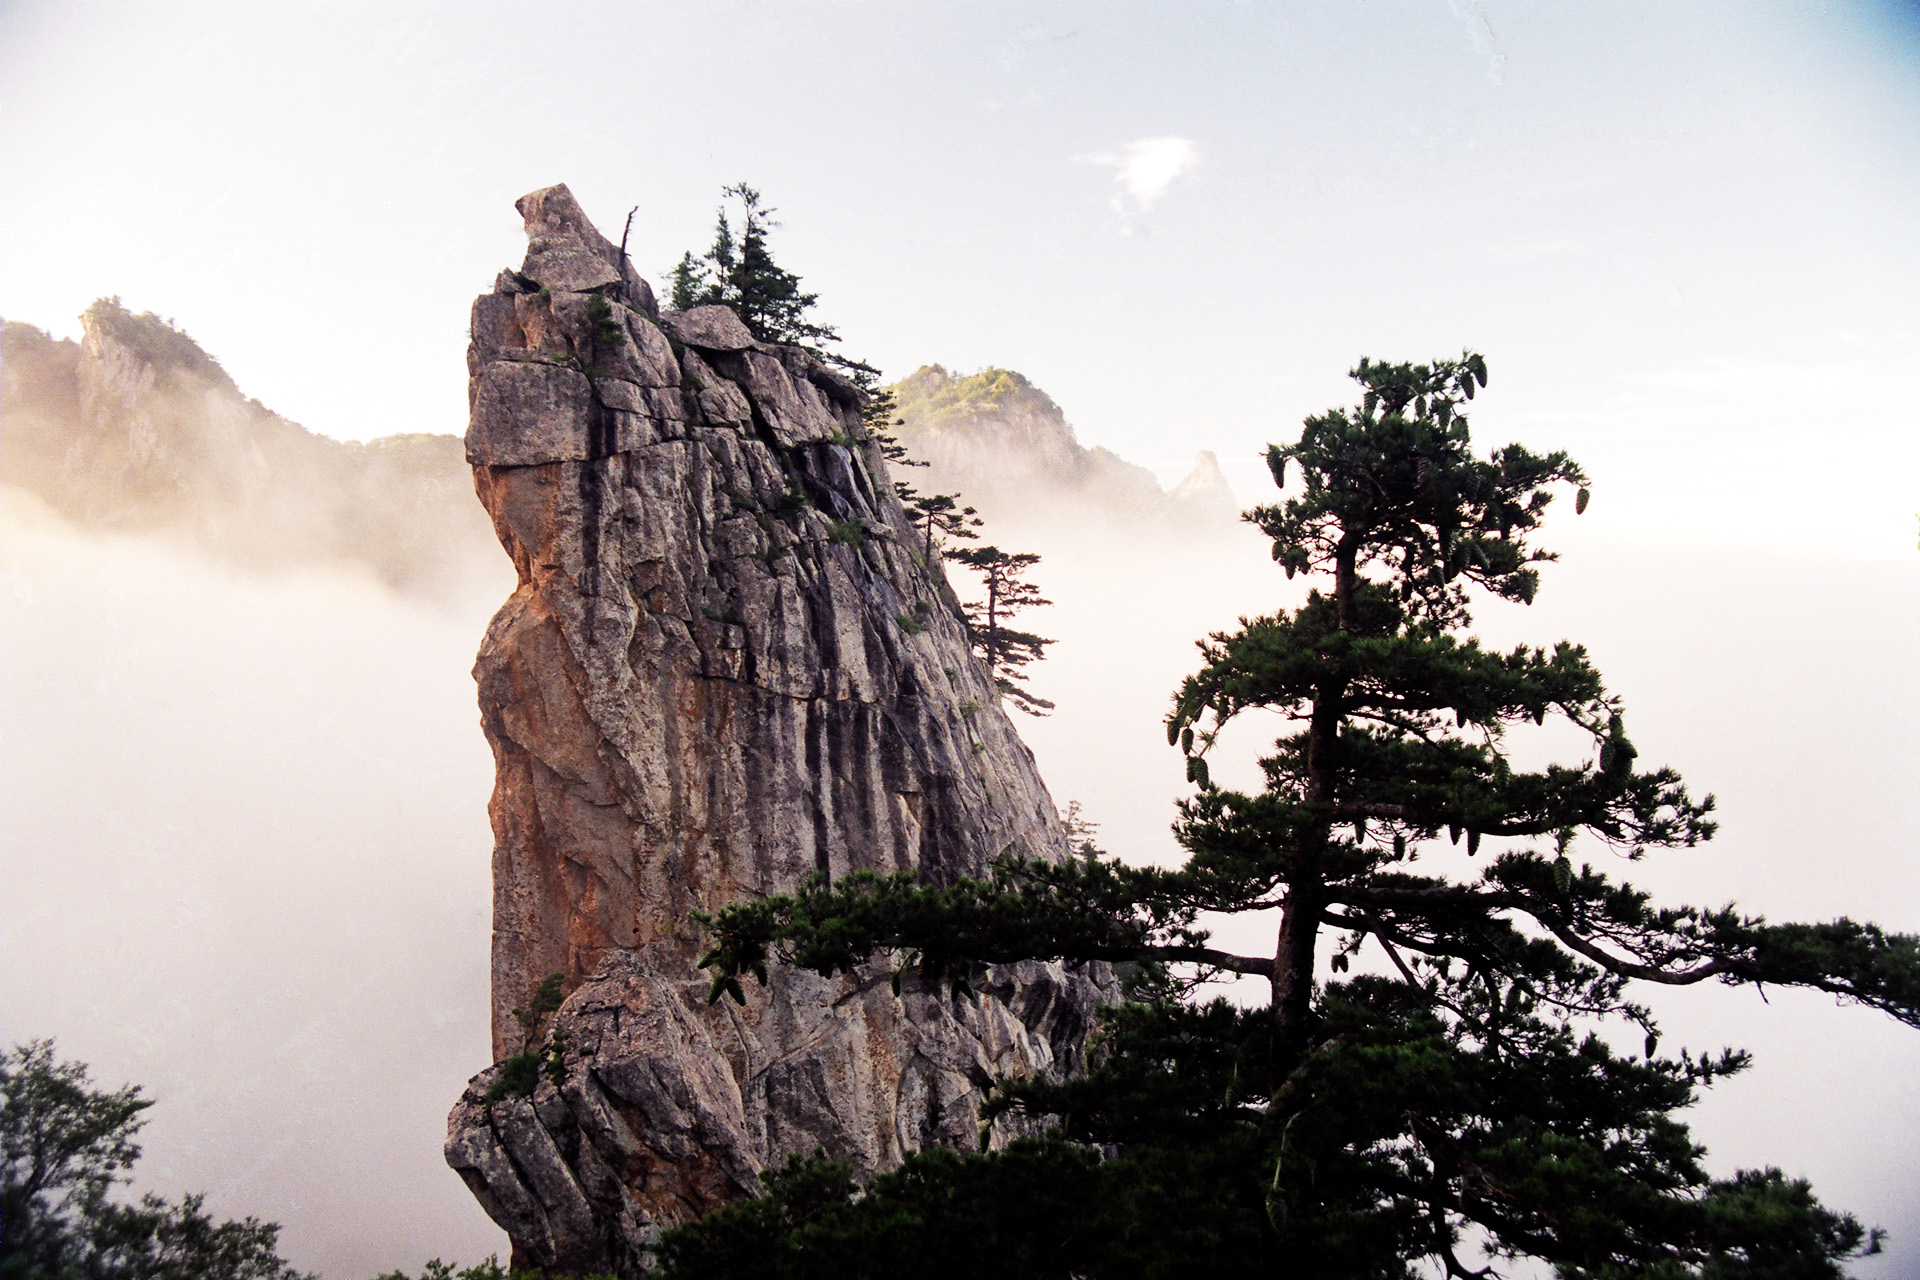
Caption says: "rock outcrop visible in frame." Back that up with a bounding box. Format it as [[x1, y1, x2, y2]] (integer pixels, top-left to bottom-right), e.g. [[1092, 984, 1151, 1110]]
[[444, 186, 1107, 1276], [888, 363, 1238, 531]]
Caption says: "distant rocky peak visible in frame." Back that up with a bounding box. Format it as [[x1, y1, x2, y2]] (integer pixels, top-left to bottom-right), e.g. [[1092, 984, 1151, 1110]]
[[888, 364, 1237, 531], [895, 364, 1066, 431], [1170, 450, 1235, 510], [79, 297, 235, 393], [1, 297, 503, 599]]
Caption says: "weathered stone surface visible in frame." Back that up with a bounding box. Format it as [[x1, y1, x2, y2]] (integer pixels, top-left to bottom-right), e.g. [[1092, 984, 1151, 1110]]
[[518, 184, 624, 294], [467, 363, 598, 465], [447, 187, 1109, 1277], [658, 304, 756, 352]]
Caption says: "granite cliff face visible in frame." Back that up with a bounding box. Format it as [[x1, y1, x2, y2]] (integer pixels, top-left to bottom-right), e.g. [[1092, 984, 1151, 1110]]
[[444, 186, 1107, 1275]]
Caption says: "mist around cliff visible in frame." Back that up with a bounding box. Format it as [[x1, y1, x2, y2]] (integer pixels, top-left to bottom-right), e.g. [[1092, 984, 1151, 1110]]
[[0, 486, 510, 1275], [2, 317, 1917, 1276], [1, 309, 505, 604], [1, 309, 515, 1276]]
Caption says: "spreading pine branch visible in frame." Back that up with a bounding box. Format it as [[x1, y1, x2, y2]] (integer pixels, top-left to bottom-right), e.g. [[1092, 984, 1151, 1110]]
[[673, 350, 1914, 1280]]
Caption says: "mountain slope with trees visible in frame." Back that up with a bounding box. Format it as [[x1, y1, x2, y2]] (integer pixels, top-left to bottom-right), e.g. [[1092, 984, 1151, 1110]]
[[886, 364, 1236, 533]]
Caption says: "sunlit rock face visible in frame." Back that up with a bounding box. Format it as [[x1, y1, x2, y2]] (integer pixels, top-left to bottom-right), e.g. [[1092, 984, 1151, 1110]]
[[445, 185, 1108, 1277]]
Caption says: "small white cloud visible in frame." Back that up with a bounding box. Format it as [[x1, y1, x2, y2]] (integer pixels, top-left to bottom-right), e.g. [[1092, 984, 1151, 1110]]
[[1446, 0, 1507, 84], [1080, 136, 1200, 217]]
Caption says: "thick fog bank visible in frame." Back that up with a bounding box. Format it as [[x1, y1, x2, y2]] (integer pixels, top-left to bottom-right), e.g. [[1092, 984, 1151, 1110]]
[[6, 484, 1916, 1277], [0, 489, 510, 1276]]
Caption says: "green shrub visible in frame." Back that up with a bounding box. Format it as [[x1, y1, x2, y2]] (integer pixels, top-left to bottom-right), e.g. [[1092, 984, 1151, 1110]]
[[826, 518, 868, 546], [483, 1053, 540, 1104], [776, 476, 813, 514]]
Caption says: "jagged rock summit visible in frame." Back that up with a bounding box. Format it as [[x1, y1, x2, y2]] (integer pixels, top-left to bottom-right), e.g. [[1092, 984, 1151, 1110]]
[[445, 185, 1107, 1275]]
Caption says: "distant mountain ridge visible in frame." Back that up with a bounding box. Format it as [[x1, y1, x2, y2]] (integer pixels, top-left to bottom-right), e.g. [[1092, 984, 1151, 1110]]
[[888, 364, 1236, 532], [1, 306, 1237, 604], [1, 301, 505, 601]]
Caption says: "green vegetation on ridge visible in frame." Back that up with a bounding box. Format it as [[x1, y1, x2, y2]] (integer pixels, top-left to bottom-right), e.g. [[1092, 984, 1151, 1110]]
[[79, 298, 236, 391], [889, 365, 1061, 428]]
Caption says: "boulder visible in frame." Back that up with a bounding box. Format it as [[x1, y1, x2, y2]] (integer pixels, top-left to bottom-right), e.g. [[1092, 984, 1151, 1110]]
[[659, 305, 757, 352]]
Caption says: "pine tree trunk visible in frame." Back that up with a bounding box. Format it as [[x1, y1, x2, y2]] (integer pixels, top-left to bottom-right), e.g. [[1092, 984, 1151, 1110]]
[[986, 569, 1002, 675], [1272, 536, 1359, 1067], [1270, 881, 1322, 1063]]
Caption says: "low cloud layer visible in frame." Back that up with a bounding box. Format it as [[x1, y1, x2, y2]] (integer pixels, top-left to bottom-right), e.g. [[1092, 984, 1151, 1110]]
[[1, 490, 508, 1275]]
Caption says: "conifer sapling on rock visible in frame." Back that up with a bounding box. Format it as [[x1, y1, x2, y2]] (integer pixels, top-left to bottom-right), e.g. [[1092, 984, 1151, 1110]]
[[951, 545, 1054, 716]]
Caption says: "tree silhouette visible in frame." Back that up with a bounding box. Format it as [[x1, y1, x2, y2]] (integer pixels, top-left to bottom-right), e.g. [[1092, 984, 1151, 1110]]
[[950, 545, 1053, 715], [1, 1041, 311, 1280], [668, 183, 873, 384], [680, 353, 1918, 1280]]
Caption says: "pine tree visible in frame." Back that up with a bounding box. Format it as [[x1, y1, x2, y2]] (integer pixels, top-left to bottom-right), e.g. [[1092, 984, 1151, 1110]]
[[950, 545, 1054, 715], [667, 251, 707, 313], [671, 188, 999, 568], [676, 353, 1920, 1279], [861, 385, 984, 561], [670, 186, 1050, 708], [860, 387, 927, 502], [669, 184, 843, 353], [904, 493, 982, 558]]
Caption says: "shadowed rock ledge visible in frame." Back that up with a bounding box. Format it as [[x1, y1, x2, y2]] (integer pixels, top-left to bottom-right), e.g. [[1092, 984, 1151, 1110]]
[[444, 186, 1109, 1276]]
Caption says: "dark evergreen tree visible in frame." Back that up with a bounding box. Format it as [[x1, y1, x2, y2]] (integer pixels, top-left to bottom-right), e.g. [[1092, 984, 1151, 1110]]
[[667, 251, 707, 313], [671, 185, 1053, 714], [669, 184, 848, 356], [678, 354, 1920, 1279], [905, 493, 983, 559], [858, 387, 928, 502], [949, 545, 1054, 715], [369, 1255, 616, 1280], [862, 386, 984, 560], [671, 187, 1002, 576], [0, 1041, 311, 1280]]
